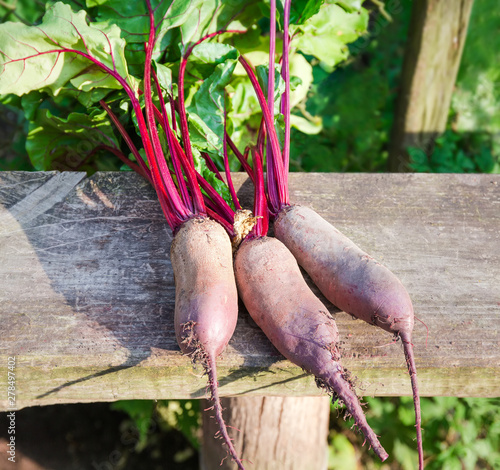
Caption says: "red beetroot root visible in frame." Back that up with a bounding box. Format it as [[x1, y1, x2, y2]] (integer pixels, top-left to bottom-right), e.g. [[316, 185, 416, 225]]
[[171, 217, 244, 470], [234, 235, 389, 462], [274, 204, 423, 469]]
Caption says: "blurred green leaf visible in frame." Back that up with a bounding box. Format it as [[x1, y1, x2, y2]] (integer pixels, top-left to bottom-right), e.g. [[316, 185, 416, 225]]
[[393, 438, 418, 470], [0, 0, 45, 24], [156, 400, 201, 450], [408, 130, 499, 174], [26, 107, 119, 171], [111, 400, 155, 449], [291, 3, 369, 70], [328, 433, 357, 469]]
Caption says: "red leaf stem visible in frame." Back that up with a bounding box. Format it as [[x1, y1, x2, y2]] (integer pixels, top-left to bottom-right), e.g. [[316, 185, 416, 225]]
[[266, 0, 277, 212], [256, 118, 266, 165], [99, 100, 151, 182], [225, 132, 254, 182], [196, 172, 235, 225], [223, 103, 242, 210], [238, 55, 288, 213], [281, 0, 291, 187], [151, 104, 206, 215], [205, 207, 235, 237], [144, 1, 192, 226], [99, 145, 150, 180], [153, 102, 232, 226], [202, 152, 225, 182], [151, 68, 193, 212], [250, 147, 269, 238]]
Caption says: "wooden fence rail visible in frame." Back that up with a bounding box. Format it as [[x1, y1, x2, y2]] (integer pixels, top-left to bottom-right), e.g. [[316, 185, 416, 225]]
[[0, 172, 499, 411]]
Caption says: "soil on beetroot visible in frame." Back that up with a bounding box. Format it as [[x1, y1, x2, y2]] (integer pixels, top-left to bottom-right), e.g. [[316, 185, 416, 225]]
[[0, 403, 198, 470]]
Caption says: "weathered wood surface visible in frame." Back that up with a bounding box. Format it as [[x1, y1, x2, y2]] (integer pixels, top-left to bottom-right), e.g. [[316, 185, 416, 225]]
[[0, 171, 499, 410], [388, 0, 474, 171]]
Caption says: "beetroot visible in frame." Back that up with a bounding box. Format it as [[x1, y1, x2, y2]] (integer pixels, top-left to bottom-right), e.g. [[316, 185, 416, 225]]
[[274, 204, 423, 469], [171, 216, 244, 469], [234, 234, 389, 462]]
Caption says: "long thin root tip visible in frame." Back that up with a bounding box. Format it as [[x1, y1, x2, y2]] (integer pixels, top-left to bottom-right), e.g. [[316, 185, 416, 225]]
[[326, 373, 389, 462], [370, 441, 389, 462], [207, 355, 246, 470], [401, 333, 424, 469]]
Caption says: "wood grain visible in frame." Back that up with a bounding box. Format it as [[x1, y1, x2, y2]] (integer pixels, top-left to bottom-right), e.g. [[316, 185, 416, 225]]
[[201, 396, 330, 470], [0, 172, 499, 410], [388, 0, 475, 171]]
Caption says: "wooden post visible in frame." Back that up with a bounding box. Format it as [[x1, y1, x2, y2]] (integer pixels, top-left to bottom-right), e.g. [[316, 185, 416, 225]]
[[200, 396, 330, 470], [388, 0, 474, 171]]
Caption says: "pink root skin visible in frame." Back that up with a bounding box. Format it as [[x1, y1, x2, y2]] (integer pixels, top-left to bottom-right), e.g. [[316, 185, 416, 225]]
[[171, 217, 245, 469], [234, 236, 388, 462], [171, 217, 238, 357], [274, 205, 414, 336], [274, 204, 423, 468]]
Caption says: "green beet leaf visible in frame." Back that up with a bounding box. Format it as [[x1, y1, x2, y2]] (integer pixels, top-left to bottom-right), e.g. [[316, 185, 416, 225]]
[[178, 0, 257, 55], [291, 2, 369, 70], [26, 107, 119, 171], [89, 0, 200, 45], [289, 0, 324, 24], [0, 2, 131, 97], [89, 0, 203, 75], [190, 42, 238, 65]]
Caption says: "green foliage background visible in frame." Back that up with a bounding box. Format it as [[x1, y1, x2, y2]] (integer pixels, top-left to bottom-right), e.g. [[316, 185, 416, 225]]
[[289, 0, 499, 174], [1, 0, 499, 469]]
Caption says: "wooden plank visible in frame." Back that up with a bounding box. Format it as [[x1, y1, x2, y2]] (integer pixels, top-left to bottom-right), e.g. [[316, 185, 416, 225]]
[[0, 172, 499, 410], [388, 0, 475, 171], [0, 172, 86, 230]]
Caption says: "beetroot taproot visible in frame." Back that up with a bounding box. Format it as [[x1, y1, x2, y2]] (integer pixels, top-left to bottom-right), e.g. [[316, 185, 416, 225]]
[[274, 204, 423, 469], [234, 235, 389, 462], [170, 216, 244, 469]]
